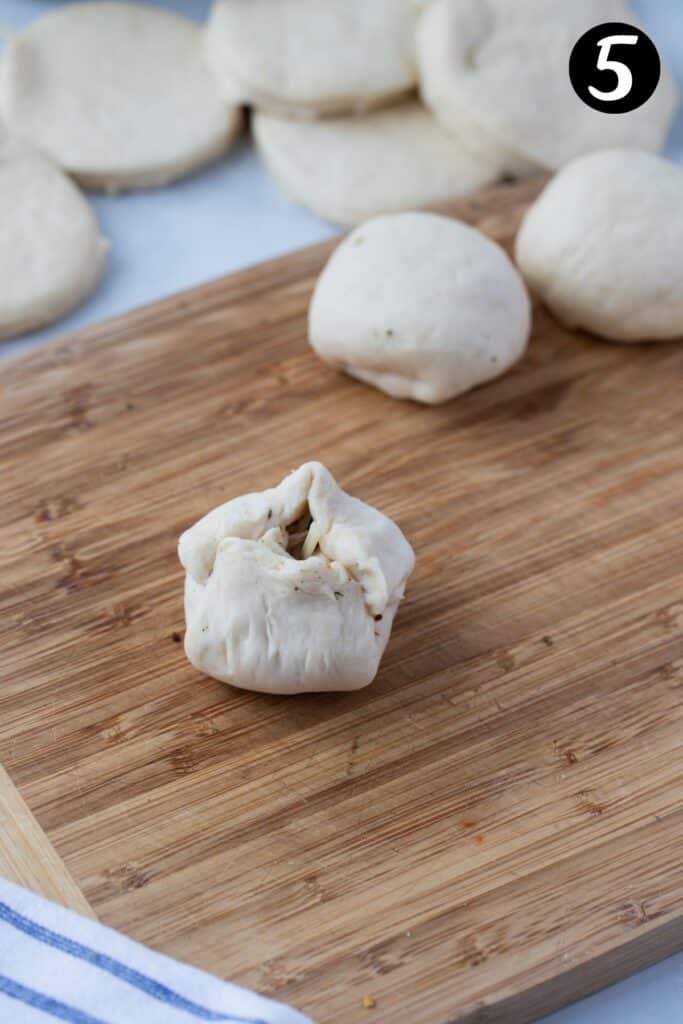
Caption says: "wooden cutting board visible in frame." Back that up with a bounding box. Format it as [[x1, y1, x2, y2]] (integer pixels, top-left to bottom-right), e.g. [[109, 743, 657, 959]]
[[1, 178, 682, 1024]]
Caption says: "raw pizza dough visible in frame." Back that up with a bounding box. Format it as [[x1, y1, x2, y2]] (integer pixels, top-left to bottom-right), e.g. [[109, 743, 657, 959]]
[[179, 462, 415, 694], [0, 2, 242, 191], [309, 212, 531, 404], [253, 102, 501, 226], [0, 150, 107, 340], [515, 149, 683, 342], [204, 0, 418, 117], [416, 0, 679, 175]]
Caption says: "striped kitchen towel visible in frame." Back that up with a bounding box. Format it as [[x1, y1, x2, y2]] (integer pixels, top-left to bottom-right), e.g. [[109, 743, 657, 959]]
[[0, 878, 313, 1024]]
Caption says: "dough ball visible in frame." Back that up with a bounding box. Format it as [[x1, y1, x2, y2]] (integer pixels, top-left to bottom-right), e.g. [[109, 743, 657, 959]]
[[0, 2, 242, 191], [179, 462, 415, 694], [253, 101, 501, 226], [204, 0, 418, 117], [416, 0, 680, 174], [0, 151, 107, 340], [309, 211, 531, 404], [515, 149, 683, 343]]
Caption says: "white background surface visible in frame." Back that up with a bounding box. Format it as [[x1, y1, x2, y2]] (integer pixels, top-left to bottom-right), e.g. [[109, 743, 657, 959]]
[[1, 1, 682, 1021]]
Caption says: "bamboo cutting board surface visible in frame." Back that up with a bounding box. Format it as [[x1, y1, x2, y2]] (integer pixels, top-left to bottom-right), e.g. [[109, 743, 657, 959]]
[[1, 178, 682, 1024]]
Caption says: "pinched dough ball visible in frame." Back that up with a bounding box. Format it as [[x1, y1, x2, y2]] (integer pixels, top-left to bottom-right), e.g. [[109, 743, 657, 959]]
[[253, 102, 501, 226], [416, 0, 679, 175], [204, 0, 418, 117], [0, 150, 107, 339], [179, 462, 415, 694], [309, 212, 531, 404], [515, 149, 683, 343], [0, 2, 241, 191]]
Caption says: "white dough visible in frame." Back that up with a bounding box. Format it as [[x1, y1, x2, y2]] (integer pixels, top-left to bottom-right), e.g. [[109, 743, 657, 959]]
[[204, 0, 418, 117], [0, 151, 107, 340], [0, 2, 242, 191], [416, 0, 679, 175], [515, 149, 683, 343], [309, 212, 531, 404], [179, 462, 415, 694], [253, 102, 501, 226]]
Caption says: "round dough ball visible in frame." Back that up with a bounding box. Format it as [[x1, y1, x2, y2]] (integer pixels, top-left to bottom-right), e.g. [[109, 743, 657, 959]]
[[253, 102, 501, 226], [309, 212, 531, 404], [0, 151, 107, 340], [515, 149, 683, 343], [0, 2, 242, 191], [416, 0, 680, 175], [204, 0, 418, 117]]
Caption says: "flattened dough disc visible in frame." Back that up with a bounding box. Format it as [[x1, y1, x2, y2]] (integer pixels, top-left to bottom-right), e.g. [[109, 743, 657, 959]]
[[204, 0, 418, 117], [417, 0, 679, 174], [0, 152, 107, 339], [0, 1, 242, 191], [254, 102, 501, 225]]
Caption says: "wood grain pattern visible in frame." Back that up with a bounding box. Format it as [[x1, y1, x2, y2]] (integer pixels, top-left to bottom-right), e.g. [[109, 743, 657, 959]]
[[1, 177, 682, 1023], [0, 765, 95, 917]]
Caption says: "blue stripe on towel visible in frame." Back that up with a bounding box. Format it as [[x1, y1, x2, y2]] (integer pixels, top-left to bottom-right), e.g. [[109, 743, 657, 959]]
[[0, 903, 268, 1024], [0, 973, 109, 1024]]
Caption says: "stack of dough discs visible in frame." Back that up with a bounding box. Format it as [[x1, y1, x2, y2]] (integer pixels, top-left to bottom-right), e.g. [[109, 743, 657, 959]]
[[204, 0, 418, 117], [309, 212, 531, 404], [0, 151, 107, 339], [253, 102, 501, 225], [417, 0, 680, 175], [0, 2, 242, 191], [515, 149, 683, 343]]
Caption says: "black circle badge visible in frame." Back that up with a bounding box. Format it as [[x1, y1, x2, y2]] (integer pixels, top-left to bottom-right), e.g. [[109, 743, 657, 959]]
[[569, 22, 661, 113]]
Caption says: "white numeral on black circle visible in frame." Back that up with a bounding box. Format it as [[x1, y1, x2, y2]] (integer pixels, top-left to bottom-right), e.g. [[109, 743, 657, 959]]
[[589, 34, 639, 101]]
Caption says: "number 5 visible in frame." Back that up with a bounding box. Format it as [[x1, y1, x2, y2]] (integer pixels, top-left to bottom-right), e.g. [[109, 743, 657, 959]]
[[589, 34, 639, 101]]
